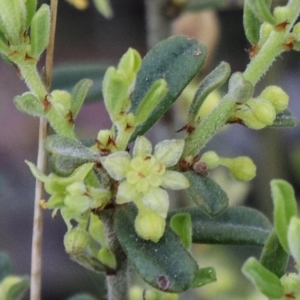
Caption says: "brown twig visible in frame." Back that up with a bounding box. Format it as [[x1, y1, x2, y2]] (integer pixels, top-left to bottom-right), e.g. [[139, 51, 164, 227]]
[[30, 1, 58, 299]]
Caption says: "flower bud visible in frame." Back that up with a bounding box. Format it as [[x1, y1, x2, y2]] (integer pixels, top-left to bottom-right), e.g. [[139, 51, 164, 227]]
[[134, 209, 166, 242], [235, 108, 266, 130], [260, 86, 289, 112], [144, 290, 158, 300], [247, 98, 276, 125], [129, 286, 143, 300], [280, 273, 300, 299], [97, 247, 117, 270], [259, 22, 273, 46], [50, 90, 72, 116], [64, 228, 90, 255], [273, 6, 291, 26], [200, 151, 220, 169], [228, 156, 256, 182]]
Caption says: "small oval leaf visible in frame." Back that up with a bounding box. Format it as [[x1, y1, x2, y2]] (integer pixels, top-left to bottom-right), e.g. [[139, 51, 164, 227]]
[[170, 206, 271, 246], [288, 217, 300, 267], [242, 257, 284, 299], [71, 79, 93, 119], [30, 4, 50, 57], [170, 213, 192, 249], [260, 230, 289, 278], [188, 61, 231, 126], [130, 36, 207, 140], [243, 2, 261, 44], [115, 204, 199, 293], [184, 171, 228, 216], [268, 109, 297, 128], [13, 92, 44, 117], [246, 0, 276, 25], [271, 179, 297, 253]]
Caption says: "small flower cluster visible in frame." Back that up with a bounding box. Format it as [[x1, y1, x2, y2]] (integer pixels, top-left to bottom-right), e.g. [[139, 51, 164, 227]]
[[234, 85, 289, 130]]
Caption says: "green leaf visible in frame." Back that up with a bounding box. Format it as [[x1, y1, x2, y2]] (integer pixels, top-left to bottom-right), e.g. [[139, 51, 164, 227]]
[[260, 230, 289, 278], [1, 276, 30, 300], [243, 2, 261, 44], [52, 63, 108, 103], [45, 135, 101, 176], [192, 267, 216, 288], [170, 213, 192, 249], [245, 0, 276, 25], [288, 217, 300, 267], [70, 253, 106, 273], [71, 79, 93, 119], [184, 171, 228, 216], [115, 204, 199, 293], [13, 92, 44, 117], [171, 206, 271, 246], [271, 179, 297, 253], [130, 36, 207, 140], [268, 109, 297, 128], [66, 294, 97, 300], [25, 0, 37, 28], [188, 61, 231, 126], [0, 253, 12, 281], [228, 72, 254, 103], [29, 4, 50, 57], [242, 257, 284, 299]]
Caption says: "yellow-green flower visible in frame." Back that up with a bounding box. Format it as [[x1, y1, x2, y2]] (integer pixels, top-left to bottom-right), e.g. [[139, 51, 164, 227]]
[[100, 136, 190, 241]]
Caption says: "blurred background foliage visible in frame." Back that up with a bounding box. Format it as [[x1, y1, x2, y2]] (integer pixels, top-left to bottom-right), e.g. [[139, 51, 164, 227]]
[[0, 0, 300, 299]]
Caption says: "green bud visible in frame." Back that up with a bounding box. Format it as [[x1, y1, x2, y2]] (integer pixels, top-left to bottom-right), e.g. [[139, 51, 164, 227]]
[[280, 273, 300, 298], [129, 286, 143, 300], [64, 227, 90, 255], [102, 66, 130, 122], [144, 290, 158, 300], [93, 0, 113, 19], [47, 193, 65, 209], [221, 156, 256, 182], [64, 193, 91, 215], [259, 22, 273, 46], [200, 151, 220, 168], [66, 181, 86, 196], [97, 247, 117, 269], [273, 6, 291, 26], [288, 217, 300, 267], [135, 79, 168, 125], [50, 90, 72, 116], [134, 209, 166, 243], [0, 275, 29, 300], [29, 4, 50, 58], [247, 98, 276, 125], [161, 293, 179, 300], [260, 86, 289, 113], [235, 107, 267, 129], [13, 92, 44, 117]]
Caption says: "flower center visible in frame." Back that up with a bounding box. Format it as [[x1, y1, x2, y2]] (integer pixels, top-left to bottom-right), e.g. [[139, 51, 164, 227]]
[[126, 155, 165, 193]]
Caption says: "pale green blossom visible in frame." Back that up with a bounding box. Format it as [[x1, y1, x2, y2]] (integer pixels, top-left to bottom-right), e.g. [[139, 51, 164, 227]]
[[100, 136, 190, 241]]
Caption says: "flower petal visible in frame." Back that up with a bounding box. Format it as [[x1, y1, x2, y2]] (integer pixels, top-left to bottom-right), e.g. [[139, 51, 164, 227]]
[[100, 151, 130, 180], [116, 181, 139, 204], [161, 170, 190, 190], [132, 136, 152, 158], [142, 187, 169, 218], [154, 139, 184, 167]]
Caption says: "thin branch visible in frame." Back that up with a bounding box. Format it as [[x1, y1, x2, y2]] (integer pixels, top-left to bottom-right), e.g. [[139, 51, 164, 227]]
[[30, 1, 58, 299]]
